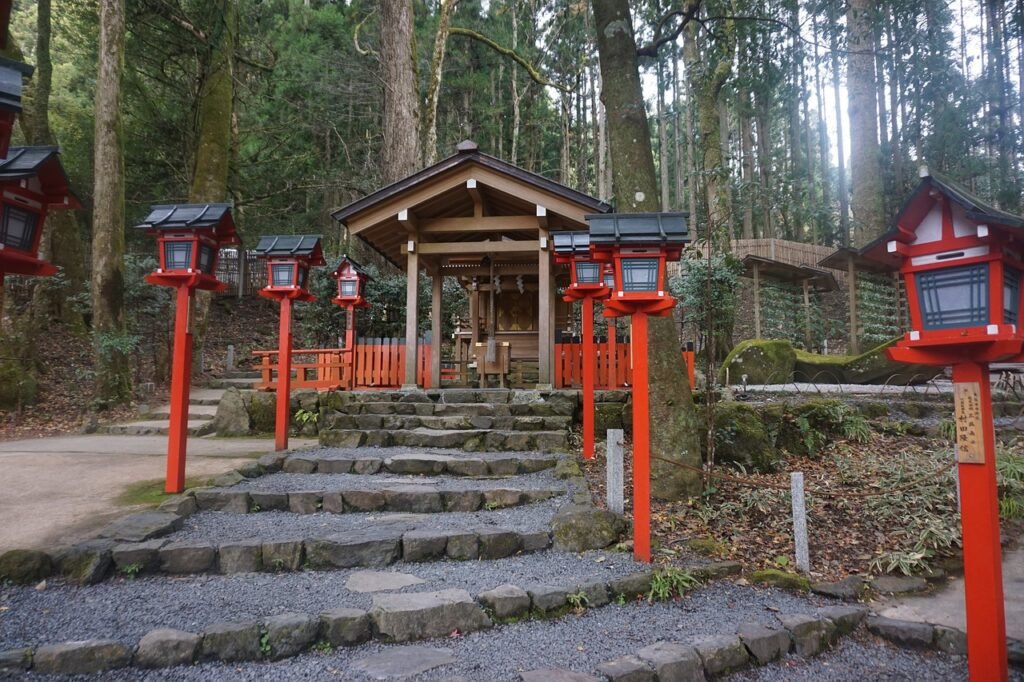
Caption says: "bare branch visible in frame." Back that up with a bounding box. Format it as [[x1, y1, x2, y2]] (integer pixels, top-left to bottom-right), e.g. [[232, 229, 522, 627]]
[[448, 26, 569, 92], [636, 4, 701, 58], [354, 9, 377, 58]]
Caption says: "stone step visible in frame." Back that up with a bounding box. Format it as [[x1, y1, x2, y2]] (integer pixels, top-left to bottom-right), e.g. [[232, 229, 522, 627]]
[[207, 377, 260, 389], [282, 451, 558, 477], [194, 485, 565, 515], [146, 404, 218, 420], [321, 413, 571, 433], [318, 428, 568, 452], [188, 388, 226, 406], [223, 370, 262, 379], [97, 420, 216, 437]]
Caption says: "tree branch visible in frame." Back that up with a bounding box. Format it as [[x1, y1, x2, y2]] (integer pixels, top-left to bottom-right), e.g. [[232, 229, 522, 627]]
[[235, 50, 274, 72], [353, 9, 377, 58], [449, 26, 569, 92], [635, 4, 701, 58]]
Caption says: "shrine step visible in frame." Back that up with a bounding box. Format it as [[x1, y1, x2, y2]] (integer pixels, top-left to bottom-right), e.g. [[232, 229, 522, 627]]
[[318, 428, 568, 452], [97, 419, 217, 437], [146, 404, 218, 420], [207, 377, 261, 389], [320, 413, 571, 433]]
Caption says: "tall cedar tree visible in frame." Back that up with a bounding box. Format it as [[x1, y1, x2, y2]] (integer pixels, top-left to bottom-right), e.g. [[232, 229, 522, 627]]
[[380, 0, 421, 183], [592, 0, 702, 499], [92, 0, 131, 404], [847, 0, 885, 245]]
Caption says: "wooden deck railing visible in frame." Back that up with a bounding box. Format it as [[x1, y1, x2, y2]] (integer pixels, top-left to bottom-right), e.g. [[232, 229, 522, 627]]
[[554, 343, 696, 390]]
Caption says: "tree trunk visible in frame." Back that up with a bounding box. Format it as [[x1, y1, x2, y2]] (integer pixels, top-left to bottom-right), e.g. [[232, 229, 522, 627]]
[[657, 59, 670, 211], [812, 8, 832, 244], [92, 0, 131, 405], [188, 0, 236, 377], [380, 0, 420, 182], [829, 3, 850, 245], [423, 0, 458, 166], [591, 0, 702, 500], [739, 89, 754, 239], [847, 0, 885, 245], [26, 0, 86, 328]]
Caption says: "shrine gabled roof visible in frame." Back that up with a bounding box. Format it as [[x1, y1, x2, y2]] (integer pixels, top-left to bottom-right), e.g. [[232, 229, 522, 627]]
[[0, 146, 81, 208], [252, 234, 326, 265], [331, 254, 372, 280], [552, 231, 590, 256], [742, 255, 839, 291], [587, 212, 690, 246], [332, 141, 610, 226], [859, 170, 1024, 269]]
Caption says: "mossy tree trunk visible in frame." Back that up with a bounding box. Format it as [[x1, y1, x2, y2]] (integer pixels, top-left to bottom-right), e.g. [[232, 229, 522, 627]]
[[25, 0, 87, 330], [422, 0, 457, 166], [847, 0, 885, 245], [592, 0, 702, 499], [91, 0, 132, 405], [188, 0, 237, 376], [379, 0, 421, 183]]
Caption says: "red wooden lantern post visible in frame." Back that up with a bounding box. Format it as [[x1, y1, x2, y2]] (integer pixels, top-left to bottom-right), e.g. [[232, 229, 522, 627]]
[[136, 204, 239, 493], [554, 232, 610, 460], [862, 169, 1023, 681], [253, 235, 326, 451], [330, 255, 371, 390], [588, 212, 689, 562]]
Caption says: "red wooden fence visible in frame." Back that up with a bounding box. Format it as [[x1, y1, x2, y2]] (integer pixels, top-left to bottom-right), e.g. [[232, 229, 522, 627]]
[[554, 342, 633, 389], [254, 339, 432, 391]]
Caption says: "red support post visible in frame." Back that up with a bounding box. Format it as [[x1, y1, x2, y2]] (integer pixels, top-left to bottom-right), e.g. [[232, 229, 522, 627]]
[[275, 297, 293, 451], [607, 319, 617, 387], [165, 285, 194, 494], [631, 311, 651, 563], [582, 296, 595, 460], [345, 304, 356, 389], [951, 361, 1008, 682]]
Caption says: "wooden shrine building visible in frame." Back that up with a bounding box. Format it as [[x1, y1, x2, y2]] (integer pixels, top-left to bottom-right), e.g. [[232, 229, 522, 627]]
[[331, 141, 611, 389]]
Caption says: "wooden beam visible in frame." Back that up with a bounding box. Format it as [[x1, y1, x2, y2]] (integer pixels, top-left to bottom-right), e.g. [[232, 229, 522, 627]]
[[398, 209, 418, 234], [404, 249, 419, 388], [536, 205, 548, 229], [467, 178, 486, 218], [430, 274, 442, 387], [412, 240, 538, 255], [441, 264, 538, 276], [469, 290, 480, 349], [419, 215, 538, 234], [537, 226, 552, 387]]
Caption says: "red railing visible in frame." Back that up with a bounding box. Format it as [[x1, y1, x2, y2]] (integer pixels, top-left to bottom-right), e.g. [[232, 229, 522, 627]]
[[254, 340, 432, 391], [554, 343, 696, 390]]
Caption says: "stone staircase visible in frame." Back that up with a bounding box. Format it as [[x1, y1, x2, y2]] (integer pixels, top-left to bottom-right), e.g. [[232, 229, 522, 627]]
[[0, 442, 1003, 679], [317, 389, 575, 452]]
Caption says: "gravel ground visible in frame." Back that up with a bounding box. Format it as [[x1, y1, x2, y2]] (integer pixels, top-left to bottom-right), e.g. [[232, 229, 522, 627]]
[[168, 495, 567, 543], [224, 470, 567, 493], [294, 446, 564, 462], [0, 551, 643, 649], [10, 582, 841, 681]]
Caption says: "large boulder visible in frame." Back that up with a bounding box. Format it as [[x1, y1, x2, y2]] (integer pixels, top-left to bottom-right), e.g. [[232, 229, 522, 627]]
[[720, 339, 796, 385], [0, 549, 53, 584], [213, 387, 251, 436], [248, 391, 277, 433], [705, 402, 782, 472], [551, 506, 625, 552], [793, 339, 943, 385]]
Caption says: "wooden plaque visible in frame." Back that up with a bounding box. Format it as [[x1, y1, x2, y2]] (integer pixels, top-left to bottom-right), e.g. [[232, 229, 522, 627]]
[[954, 382, 985, 464]]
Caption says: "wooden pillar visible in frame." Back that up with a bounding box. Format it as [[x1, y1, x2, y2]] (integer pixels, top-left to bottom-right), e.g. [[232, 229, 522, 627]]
[[802, 278, 812, 350], [403, 247, 419, 388], [469, 290, 480, 348], [537, 229, 552, 388], [753, 262, 762, 339], [430, 272, 442, 387], [848, 254, 859, 355]]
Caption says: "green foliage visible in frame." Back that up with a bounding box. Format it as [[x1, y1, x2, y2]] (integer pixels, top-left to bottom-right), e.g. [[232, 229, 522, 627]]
[[670, 250, 744, 367], [259, 631, 272, 657], [566, 590, 589, 611], [310, 640, 333, 654], [748, 568, 811, 591], [997, 449, 1024, 520], [857, 274, 903, 349], [293, 408, 318, 426], [120, 563, 143, 580], [647, 567, 702, 603], [792, 401, 869, 456]]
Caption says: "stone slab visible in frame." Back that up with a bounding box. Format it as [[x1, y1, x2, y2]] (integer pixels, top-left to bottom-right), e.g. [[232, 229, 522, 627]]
[[371, 589, 492, 642], [136, 628, 201, 668], [520, 669, 600, 682], [349, 646, 456, 679], [346, 570, 426, 593], [635, 641, 704, 682], [33, 640, 131, 675]]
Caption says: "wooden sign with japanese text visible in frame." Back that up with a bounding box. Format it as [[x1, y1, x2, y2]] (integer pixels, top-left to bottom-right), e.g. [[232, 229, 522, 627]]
[[954, 382, 985, 464]]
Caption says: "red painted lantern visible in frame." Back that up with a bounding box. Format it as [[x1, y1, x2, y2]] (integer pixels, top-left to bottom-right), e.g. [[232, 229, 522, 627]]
[[862, 168, 1019, 682], [253, 235, 325, 302], [137, 204, 240, 291], [553, 231, 610, 301], [0, 147, 79, 279], [584, 212, 689, 565], [0, 57, 33, 159], [587, 212, 688, 318], [135, 203, 239, 494], [330, 255, 372, 308]]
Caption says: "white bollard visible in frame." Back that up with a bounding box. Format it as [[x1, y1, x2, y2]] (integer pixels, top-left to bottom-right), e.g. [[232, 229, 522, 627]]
[[790, 472, 810, 573], [226, 344, 235, 372], [607, 429, 624, 515]]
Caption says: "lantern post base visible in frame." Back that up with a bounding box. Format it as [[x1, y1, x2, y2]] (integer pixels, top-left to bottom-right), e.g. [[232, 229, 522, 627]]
[[166, 285, 194, 494], [951, 361, 1008, 682]]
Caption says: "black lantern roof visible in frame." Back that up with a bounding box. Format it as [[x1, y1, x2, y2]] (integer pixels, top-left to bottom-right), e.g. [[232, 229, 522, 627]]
[[586, 212, 690, 246], [252, 235, 326, 265], [0, 146, 80, 207], [135, 203, 240, 245], [552, 231, 590, 256], [0, 57, 32, 112], [332, 254, 372, 279]]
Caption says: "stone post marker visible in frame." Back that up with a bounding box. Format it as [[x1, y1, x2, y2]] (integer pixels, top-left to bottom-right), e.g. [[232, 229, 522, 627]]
[[790, 472, 810, 573], [226, 345, 235, 372], [607, 429, 624, 515]]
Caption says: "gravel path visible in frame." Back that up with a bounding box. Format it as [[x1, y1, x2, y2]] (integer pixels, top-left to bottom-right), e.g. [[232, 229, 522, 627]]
[[0, 551, 644, 649], [224, 470, 567, 493], [294, 446, 564, 461], [16, 582, 836, 681], [169, 496, 567, 543]]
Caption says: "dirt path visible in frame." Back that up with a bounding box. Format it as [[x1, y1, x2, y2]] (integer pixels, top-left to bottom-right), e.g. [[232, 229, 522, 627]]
[[0, 434, 316, 552]]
